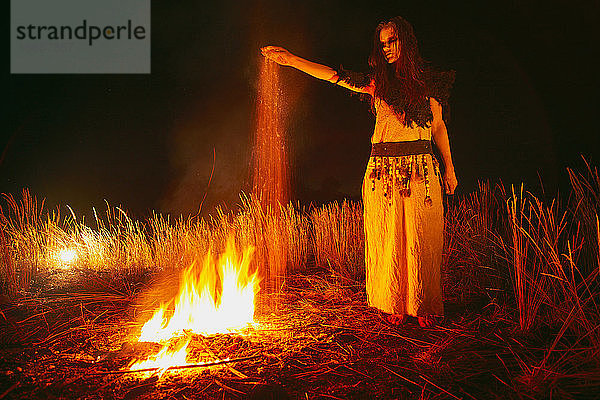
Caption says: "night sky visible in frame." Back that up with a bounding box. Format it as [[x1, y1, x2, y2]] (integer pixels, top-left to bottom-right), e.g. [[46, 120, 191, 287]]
[[5, 1, 599, 219]]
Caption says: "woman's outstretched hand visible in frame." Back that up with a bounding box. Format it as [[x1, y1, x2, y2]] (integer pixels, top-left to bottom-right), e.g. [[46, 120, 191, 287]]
[[261, 46, 294, 66]]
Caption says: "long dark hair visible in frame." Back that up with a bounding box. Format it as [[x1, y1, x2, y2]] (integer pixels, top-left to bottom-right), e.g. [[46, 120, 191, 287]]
[[368, 16, 429, 124]]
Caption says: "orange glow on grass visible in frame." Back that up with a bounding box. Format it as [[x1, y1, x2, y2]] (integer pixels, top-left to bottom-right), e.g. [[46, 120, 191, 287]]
[[130, 238, 259, 372], [57, 248, 77, 264]]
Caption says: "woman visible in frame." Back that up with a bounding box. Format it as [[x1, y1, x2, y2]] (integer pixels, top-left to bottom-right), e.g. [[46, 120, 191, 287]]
[[262, 16, 457, 328]]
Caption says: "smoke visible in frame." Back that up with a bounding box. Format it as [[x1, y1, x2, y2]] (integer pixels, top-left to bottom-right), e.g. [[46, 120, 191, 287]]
[[159, 95, 252, 217], [160, 1, 313, 217]]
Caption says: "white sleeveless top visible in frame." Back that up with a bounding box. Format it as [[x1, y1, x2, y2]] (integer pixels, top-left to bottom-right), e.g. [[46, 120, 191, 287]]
[[371, 98, 432, 144]]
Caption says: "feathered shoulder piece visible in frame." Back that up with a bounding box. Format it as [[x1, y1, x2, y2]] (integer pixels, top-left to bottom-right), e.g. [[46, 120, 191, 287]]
[[337, 65, 456, 126], [423, 67, 456, 109], [337, 66, 372, 89]]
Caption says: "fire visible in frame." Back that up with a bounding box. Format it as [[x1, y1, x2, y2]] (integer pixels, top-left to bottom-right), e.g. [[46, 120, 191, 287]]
[[129, 339, 190, 374], [130, 239, 259, 372]]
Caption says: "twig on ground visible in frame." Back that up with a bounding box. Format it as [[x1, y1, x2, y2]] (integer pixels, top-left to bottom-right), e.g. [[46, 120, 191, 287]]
[[88, 355, 261, 376]]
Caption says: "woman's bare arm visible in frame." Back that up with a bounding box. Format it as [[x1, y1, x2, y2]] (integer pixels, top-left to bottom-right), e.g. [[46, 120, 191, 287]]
[[261, 46, 374, 95], [430, 97, 458, 195]]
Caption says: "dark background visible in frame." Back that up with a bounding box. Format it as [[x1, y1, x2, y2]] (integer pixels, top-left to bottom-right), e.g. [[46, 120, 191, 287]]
[[5, 1, 599, 218]]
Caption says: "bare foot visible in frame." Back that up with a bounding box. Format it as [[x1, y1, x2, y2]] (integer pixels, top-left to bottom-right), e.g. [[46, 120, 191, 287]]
[[418, 316, 436, 328], [386, 314, 405, 326]]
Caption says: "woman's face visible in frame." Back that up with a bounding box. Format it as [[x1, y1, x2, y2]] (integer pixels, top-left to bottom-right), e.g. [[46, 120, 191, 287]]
[[379, 26, 400, 64]]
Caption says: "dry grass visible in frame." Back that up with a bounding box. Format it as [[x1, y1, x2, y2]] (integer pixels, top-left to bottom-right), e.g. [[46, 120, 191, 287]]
[[310, 200, 364, 280], [1, 160, 600, 398]]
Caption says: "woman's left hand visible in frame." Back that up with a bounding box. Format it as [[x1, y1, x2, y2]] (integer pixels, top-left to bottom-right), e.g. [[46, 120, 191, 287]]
[[443, 170, 458, 195]]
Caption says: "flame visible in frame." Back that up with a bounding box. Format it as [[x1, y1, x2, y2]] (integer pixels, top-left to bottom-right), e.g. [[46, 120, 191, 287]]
[[131, 239, 259, 372], [129, 339, 190, 375]]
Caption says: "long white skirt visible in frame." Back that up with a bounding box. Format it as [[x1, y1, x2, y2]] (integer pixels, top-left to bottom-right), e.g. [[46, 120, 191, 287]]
[[363, 154, 444, 317]]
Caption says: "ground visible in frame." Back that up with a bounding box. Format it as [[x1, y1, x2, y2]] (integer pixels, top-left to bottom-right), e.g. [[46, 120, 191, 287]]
[[0, 268, 579, 400]]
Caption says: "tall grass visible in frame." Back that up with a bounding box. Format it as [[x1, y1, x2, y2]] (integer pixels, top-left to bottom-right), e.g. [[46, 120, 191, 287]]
[[310, 200, 364, 280], [505, 184, 549, 331], [442, 181, 507, 305], [446, 166, 599, 395], [0, 193, 319, 295]]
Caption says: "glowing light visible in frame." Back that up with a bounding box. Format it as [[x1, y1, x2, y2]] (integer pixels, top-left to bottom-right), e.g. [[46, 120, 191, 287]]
[[131, 238, 259, 372], [129, 339, 190, 375], [58, 248, 77, 264]]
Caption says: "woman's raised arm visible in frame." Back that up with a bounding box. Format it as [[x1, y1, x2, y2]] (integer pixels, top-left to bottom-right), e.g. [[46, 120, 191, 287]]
[[261, 46, 373, 95]]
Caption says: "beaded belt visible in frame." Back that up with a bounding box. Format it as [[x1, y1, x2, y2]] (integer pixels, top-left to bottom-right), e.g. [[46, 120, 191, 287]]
[[368, 140, 439, 206], [370, 140, 433, 157]]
